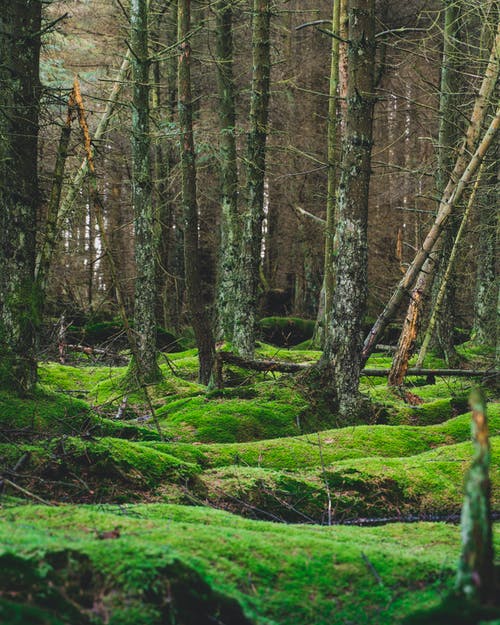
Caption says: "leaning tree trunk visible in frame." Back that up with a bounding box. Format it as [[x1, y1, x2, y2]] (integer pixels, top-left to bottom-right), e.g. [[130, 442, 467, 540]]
[[178, 0, 215, 384], [129, 0, 161, 382], [388, 107, 500, 386], [431, 0, 465, 366], [232, 0, 271, 357], [215, 0, 240, 342], [364, 22, 500, 365], [0, 0, 42, 394], [321, 0, 376, 418], [456, 390, 495, 603]]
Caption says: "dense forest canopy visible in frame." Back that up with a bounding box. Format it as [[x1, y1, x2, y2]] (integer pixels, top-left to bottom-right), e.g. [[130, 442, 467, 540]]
[[0, 0, 498, 623]]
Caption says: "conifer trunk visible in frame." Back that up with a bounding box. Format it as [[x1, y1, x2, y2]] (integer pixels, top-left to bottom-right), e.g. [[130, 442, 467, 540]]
[[0, 0, 42, 394], [178, 0, 215, 384], [322, 0, 376, 417], [130, 0, 161, 382], [215, 0, 239, 342], [232, 0, 271, 357]]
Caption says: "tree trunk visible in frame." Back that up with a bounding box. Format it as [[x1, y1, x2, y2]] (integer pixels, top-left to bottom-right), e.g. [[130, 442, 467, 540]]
[[321, 0, 376, 417], [215, 0, 239, 342], [456, 391, 495, 603], [0, 0, 42, 394], [178, 0, 215, 384], [432, 0, 465, 366], [363, 24, 500, 363], [129, 0, 161, 382], [232, 0, 271, 357]]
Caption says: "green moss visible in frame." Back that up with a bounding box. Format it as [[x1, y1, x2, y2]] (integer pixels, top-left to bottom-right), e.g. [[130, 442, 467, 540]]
[[196, 437, 500, 522], [156, 381, 312, 443], [0, 388, 92, 436], [147, 407, 500, 471], [258, 316, 316, 346], [2, 503, 498, 625]]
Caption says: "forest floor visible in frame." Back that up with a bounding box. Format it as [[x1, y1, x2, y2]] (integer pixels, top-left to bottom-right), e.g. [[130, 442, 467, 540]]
[[0, 341, 498, 624]]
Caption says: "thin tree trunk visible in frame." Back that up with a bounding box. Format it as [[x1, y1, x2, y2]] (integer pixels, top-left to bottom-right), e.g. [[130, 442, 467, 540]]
[[432, 0, 465, 366], [215, 0, 239, 342], [313, 0, 342, 348], [178, 0, 215, 384], [321, 0, 376, 418], [388, 107, 500, 386], [232, 0, 271, 357], [456, 390, 495, 603], [0, 0, 42, 394], [363, 26, 500, 363], [129, 0, 161, 382]]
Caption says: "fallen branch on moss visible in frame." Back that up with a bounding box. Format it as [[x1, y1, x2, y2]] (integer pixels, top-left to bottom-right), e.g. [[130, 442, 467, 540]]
[[214, 351, 497, 388]]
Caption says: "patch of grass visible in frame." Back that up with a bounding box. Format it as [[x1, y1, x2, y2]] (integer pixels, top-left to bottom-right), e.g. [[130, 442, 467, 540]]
[[1, 503, 498, 625]]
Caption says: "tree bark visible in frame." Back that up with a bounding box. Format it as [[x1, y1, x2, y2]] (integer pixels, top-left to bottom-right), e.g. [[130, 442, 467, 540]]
[[215, 0, 240, 342], [178, 0, 215, 384], [129, 0, 161, 382], [0, 0, 42, 394], [432, 0, 465, 366], [232, 0, 271, 357], [456, 391, 495, 603], [363, 24, 500, 363], [321, 0, 376, 418]]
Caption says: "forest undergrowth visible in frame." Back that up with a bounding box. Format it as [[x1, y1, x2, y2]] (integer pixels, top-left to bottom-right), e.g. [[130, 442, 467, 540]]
[[0, 340, 498, 624]]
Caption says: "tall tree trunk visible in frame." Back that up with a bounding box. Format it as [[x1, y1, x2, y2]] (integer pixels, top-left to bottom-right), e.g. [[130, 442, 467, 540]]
[[363, 24, 500, 364], [0, 0, 42, 394], [321, 0, 376, 418], [432, 0, 465, 366], [232, 0, 271, 357], [178, 0, 215, 384], [129, 0, 161, 382], [215, 0, 239, 342], [313, 0, 342, 348]]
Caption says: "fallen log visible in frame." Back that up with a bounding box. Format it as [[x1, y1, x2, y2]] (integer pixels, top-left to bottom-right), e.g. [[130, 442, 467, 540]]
[[214, 351, 497, 387]]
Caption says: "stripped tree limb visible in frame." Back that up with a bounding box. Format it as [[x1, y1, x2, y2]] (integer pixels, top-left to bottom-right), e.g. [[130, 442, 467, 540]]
[[294, 205, 326, 226], [363, 24, 500, 363]]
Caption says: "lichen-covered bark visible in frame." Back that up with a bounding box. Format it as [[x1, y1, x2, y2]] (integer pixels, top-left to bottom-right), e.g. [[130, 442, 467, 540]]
[[456, 391, 495, 603], [232, 0, 271, 357], [178, 0, 215, 384], [130, 0, 161, 382], [321, 0, 376, 417], [215, 0, 240, 342], [0, 0, 42, 394]]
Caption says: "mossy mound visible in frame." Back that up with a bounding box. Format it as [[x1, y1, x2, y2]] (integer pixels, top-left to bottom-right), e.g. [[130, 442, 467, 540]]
[[2, 503, 498, 625], [258, 317, 316, 346], [156, 381, 321, 443], [0, 437, 197, 501], [194, 437, 500, 522], [403, 593, 500, 624], [149, 406, 500, 470]]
